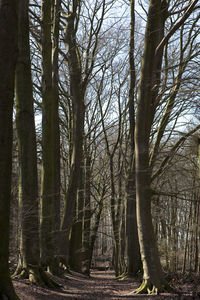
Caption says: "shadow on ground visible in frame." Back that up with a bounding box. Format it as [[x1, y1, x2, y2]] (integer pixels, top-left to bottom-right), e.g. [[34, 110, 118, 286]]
[[13, 270, 200, 299]]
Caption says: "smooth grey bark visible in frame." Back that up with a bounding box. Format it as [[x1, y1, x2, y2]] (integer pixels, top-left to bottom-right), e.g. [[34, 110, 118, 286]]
[[14, 0, 60, 288], [134, 0, 169, 293], [69, 161, 84, 272], [60, 3, 85, 266], [15, 0, 40, 279], [134, 0, 198, 293], [126, 0, 141, 276]]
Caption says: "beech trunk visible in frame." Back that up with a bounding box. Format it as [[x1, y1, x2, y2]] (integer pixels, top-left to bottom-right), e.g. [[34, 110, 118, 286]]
[[0, 1, 19, 299]]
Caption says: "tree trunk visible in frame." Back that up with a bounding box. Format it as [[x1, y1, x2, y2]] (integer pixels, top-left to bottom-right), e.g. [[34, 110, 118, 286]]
[[134, 0, 169, 293], [60, 5, 85, 266], [82, 153, 92, 275], [109, 155, 123, 277], [170, 196, 178, 272], [40, 0, 61, 273], [126, 0, 141, 276], [88, 202, 103, 272], [69, 162, 84, 272], [0, 1, 19, 299], [126, 170, 141, 275], [15, 0, 40, 280], [13, 0, 60, 288], [52, 0, 61, 264]]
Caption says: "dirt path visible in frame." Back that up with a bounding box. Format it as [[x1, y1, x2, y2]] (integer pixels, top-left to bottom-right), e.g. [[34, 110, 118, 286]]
[[13, 270, 199, 299]]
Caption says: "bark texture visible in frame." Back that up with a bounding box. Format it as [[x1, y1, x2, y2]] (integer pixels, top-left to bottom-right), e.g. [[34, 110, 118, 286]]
[[15, 0, 40, 278], [126, 0, 141, 276], [134, 0, 169, 293], [0, 1, 19, 299], [40, 0, 61, 272], [14, 0, 60, 287], [61, 3, 85, 266]]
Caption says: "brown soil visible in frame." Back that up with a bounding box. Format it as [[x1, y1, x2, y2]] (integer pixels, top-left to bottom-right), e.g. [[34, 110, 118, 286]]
[[13, 270, 200, 300]]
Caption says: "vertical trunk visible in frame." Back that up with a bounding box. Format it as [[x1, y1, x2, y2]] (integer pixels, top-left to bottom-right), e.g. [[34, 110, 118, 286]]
[[40, 0, 54, 267], [52, 0, 61, 260], [40, 0, 61, 272], [14, 0, 60, 288], [88, 202, 103, 271], [126, 171, 141, 275], [182, 204, 191, 274], [189, 202, 194, 272], [121, 204, 126, 269], [126, 0, 141, 276], [134, 0, 169, 293], [170, 196, 177, 272], [198, 139, 200, 178], [110, 156, 123, 277], [115, 151, 126, 276], [69, 161, 84, 272], [0, 1, 19, 299], [15, 0, 40, 279], [160, 219, 169, 270], [194, 201, 200, 272], [61, 5, 85, 266], [82, 152, 92, 275]]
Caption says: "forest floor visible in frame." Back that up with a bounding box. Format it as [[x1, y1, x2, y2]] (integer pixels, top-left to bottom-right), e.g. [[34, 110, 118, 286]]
[[13, 270, 200, 300]]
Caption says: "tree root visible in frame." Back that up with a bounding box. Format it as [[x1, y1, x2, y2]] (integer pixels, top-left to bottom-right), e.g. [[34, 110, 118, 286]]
[[36, 267, 61, 288], [129, 279, 172, 295], [116, 272, 128, 280], [47, 264, 65, 277], [13, 265, 61, 288], [134, 280, 158, 294], [12, 266, 27, 279]]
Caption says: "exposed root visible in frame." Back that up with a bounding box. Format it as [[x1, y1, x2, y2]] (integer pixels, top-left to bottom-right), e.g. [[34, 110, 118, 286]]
[[47, 264, 65, 277], [116, 272, 128, 280], [13, 265, 61, 288], [12, 262, 25, 279], [43, 256, 67, 277], [129, 279, 172, 295], [37, 267, 61, 288], [12, 268, 29, 280]]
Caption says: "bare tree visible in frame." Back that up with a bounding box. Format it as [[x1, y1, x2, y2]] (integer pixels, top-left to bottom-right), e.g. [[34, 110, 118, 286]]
[[134, 0, 198, 293]]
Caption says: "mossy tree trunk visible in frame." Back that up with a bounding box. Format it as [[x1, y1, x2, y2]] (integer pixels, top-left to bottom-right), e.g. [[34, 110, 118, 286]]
[[0, 1, 19, 299], [40, 0, 61, 273]]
